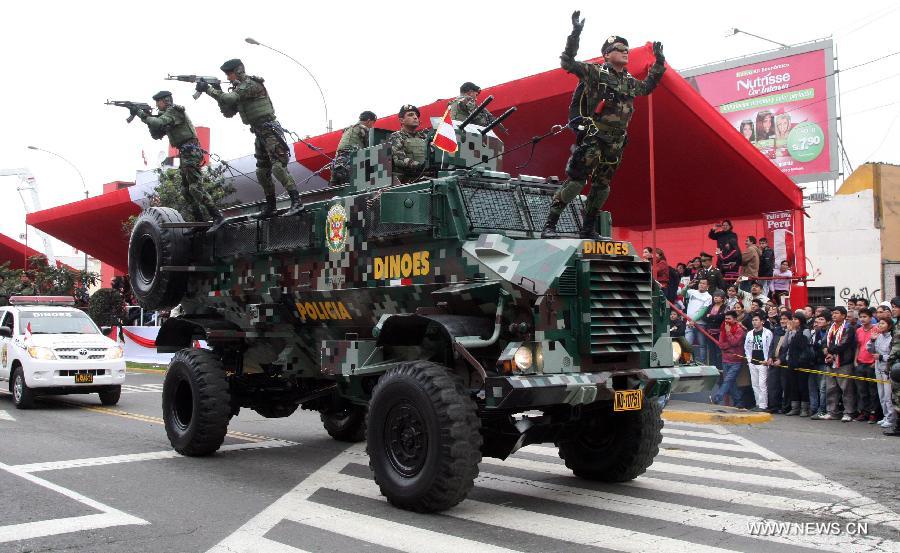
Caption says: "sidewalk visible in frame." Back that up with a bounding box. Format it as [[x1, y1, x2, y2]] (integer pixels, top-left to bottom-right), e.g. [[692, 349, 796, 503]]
[[664, 398, 773, 425]]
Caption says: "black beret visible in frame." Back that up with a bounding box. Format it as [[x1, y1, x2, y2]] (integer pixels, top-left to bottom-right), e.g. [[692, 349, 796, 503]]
[[220, 58, 243, 72], [601, 36, 629, 55], [359, 111, 377, 121], [152, 90, 173, 101], [460, 81, 480, 94], [398, 104, 420, 118]]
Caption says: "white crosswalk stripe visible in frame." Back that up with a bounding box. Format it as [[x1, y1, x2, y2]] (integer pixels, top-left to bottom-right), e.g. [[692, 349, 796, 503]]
[[119, 383, 164, 394], [209, 420, 900, 553], [0, 410, 15, 421]]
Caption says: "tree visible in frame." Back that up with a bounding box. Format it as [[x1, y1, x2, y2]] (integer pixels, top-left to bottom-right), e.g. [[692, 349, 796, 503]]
[[123, 163, 236, 236], [0, 257, 98, 306], [88, 288, 126, 326]]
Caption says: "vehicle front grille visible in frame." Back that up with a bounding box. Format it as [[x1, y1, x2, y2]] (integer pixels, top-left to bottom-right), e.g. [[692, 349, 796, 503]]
[[587, 258, 653, 355], [54, 347, 107, 360]]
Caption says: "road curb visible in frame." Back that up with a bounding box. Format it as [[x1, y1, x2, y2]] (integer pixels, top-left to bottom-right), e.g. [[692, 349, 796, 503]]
[[126, 367, 166, 375], [662, 409, 773, 425]]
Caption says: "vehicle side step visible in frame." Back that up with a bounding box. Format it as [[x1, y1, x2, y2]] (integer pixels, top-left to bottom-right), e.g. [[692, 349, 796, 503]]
[[159, 265, 217, 273]]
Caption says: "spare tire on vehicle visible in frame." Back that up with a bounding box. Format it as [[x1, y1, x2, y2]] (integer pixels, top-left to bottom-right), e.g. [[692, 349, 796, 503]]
[[128, 207, 191, 311]]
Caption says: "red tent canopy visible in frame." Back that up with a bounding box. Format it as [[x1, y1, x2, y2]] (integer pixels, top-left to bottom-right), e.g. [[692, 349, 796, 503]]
[[26, 188, 141, 272], [29, 44, 802, 278], [0, 232, 47, 270]]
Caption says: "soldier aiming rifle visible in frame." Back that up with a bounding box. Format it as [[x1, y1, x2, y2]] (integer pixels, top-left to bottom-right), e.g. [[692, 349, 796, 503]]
[[541, 10, 666, 239], [105, 100, 152, 123], [194, 58, 303, 219]]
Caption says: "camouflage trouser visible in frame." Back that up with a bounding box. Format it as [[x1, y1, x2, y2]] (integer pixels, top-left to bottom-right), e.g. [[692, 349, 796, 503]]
[[329, 149, 353, 185], [178, 143, 217, 220], [550, 135, 624, 217], [253, 123, 296, 195], [892, 362, 900, 414]]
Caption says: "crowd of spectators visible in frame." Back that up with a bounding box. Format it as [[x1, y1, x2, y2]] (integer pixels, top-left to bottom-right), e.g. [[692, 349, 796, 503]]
[[650, 219, 899, 436]]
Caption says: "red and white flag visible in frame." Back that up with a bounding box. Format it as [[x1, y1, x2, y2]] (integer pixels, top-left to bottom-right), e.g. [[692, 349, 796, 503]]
[[432, 108, 458, 154], [24, 322, 32, 343]]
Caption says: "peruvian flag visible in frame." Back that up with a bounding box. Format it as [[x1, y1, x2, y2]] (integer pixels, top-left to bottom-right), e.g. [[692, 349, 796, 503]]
[[24, 322, 32, 343], [432, 108, 458, 154]]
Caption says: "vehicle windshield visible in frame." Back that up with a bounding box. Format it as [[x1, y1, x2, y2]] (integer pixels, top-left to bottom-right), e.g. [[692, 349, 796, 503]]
[[19, 310, 100, 335]]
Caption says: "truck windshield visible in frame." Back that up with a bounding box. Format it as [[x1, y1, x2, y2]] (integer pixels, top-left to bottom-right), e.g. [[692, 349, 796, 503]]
[[19, 311, 100, 335]]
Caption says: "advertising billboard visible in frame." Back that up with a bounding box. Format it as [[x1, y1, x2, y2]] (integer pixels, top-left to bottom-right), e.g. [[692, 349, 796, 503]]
[[683, 40, 838, 184]]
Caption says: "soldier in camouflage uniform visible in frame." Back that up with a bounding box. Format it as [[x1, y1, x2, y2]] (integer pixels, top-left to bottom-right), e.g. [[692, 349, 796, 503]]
[[542, 11, 666, 239], [885, 297, 900, 436], [197, 58, 303, 219], [388, 105, 434, 184], [330, 111, 377, 186], [449, 82, 498, 127], [135, 91, 223, 228]]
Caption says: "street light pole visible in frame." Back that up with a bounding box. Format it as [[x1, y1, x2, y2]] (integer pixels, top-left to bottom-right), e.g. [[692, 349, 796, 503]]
[[26, 146, 90, 272], [725, 28, 789, 49], [245, 37, 332, 133]]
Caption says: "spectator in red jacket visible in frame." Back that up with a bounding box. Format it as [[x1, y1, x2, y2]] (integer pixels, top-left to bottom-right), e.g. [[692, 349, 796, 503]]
[[713, 310, 746, 406]]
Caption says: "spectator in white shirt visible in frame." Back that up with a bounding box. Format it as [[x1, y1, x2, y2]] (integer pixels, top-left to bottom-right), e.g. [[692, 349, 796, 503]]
[[680, 277, 713, 364], [772, 260, 793, 306]]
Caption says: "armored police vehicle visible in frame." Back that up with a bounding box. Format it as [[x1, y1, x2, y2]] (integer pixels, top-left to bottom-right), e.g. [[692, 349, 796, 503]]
[[128, 116, 717, 512]]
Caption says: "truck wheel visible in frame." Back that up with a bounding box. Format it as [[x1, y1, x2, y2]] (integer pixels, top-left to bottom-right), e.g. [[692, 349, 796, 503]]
[[162, 349, 232, 456], [98, 386, 121, 406], [11, 367, 35, 409], [252, 403, 298, 418], [556, 399, 663, 482], [321, 405, 366, 442], [367, 361, 482, 512], [128, 207, 190, 311]]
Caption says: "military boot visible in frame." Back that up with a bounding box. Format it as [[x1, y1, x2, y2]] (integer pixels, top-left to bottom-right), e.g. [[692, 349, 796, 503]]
[[257, 195, 277, 220], [580, 212, 599, 240], [884, 419, 900, 437], [541, 212, 561, 239], [284, 189, 304, 217], [785, 401, 801, 416], [799, 402, 810, 417]]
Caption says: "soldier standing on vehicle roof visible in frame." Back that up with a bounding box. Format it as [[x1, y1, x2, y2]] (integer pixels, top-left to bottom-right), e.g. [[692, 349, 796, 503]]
[[134, 91, 224, 229], [449, 82, 498, 127], [388, 105, 433, 184], [330, 111, 377, 186], [541, 10, 666, 239], [196, 58, 303, 219]]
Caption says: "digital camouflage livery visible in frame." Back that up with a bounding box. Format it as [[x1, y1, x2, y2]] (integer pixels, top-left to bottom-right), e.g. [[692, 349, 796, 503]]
[[128, 121, 718, 512]]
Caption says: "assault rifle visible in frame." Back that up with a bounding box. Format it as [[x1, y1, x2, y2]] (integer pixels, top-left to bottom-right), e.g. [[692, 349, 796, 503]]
[[166, 74, 223, 99], [105, 100, 152, 123]]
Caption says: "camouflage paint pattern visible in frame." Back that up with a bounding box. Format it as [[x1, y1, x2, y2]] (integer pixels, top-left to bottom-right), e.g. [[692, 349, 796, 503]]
[[448, 95, 495, 126]]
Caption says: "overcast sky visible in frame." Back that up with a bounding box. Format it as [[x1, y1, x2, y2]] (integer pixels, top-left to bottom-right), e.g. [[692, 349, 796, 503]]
[[2, 1, 898, 256]]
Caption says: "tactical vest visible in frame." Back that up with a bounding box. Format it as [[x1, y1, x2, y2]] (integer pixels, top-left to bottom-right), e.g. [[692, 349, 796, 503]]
[[337, 123, 367, 152], [165, 106, 197, 147], [236, 77, 275, 125], [404, 137, 427, 164]]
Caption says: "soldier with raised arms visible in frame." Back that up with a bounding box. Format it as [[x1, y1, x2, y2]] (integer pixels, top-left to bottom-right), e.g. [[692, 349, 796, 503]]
[[135, 91, 224, 229], [542, 10, 666, 239], [196, 58, 303, 219], [388, 104, 433, 184], [330, 110, 377, 186]]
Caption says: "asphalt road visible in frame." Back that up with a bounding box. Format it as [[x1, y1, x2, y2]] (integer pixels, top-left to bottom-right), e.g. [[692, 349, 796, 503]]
[[1, 371, 897, 553]]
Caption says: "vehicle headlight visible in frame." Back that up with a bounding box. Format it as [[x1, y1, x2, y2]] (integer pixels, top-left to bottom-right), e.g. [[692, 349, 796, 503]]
[[672, 341, 682, 363], [27, 346, 57, 360], [106, 345, 124, 359], [514, 346, 533, 371]]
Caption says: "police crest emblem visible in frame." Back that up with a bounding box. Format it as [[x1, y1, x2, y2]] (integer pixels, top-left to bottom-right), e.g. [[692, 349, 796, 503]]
[[326, 204, 348, 253]]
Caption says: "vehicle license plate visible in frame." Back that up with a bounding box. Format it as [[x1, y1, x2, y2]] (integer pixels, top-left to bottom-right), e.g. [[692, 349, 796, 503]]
[[614, 390, 642, 411], [75, 373, 94, 384]]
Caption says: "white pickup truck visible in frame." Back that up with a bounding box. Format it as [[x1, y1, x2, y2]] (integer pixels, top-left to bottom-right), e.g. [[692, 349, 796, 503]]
[[0, 296, 126, 408]]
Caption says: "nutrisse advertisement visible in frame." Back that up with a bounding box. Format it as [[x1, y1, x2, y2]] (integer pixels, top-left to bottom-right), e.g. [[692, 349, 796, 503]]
[[687, 48, 835, 180]]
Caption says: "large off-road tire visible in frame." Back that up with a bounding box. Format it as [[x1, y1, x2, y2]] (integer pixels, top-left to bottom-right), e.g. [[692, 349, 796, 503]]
[[556, 398, 663, 482], [321, 404, 366, 442], [162, 349, 232, 456], [367, 361, 482, 512], [11, 367, 35, 409], [98, 386, 121, 406], [128, 207, 190, 311]]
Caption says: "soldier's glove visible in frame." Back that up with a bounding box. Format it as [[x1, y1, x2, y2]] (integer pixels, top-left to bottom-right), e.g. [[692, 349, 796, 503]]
[[195, 79, 210, 93], [129, 106, 144, 118], [653, 41, 665, 63], [571, 10, 585, 33]]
